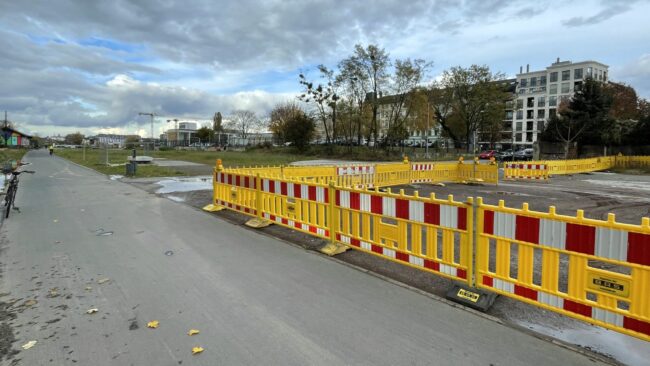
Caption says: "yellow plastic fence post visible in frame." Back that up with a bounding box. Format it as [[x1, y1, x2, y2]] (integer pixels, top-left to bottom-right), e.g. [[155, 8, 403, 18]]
[[203, 159, 226, 212], [466, 196, 475, 287], [320, 182, 348, 256]]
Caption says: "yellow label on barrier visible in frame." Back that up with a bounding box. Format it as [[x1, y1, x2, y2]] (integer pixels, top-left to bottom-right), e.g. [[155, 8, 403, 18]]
[[457, 288, 480, 303], [587, 272, 630, 298]]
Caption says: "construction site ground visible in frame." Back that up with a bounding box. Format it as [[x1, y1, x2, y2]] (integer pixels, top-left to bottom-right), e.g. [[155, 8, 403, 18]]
[[126, 170, 650, 365]]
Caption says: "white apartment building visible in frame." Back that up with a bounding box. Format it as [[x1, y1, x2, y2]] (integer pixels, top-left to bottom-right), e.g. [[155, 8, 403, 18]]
[[506, 58, 609, 147]]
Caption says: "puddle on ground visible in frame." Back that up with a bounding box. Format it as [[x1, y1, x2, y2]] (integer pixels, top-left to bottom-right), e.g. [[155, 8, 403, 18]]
[[519, 321, 650, 365], [155, 176, 212, 194], [584, 179, 650, 192]]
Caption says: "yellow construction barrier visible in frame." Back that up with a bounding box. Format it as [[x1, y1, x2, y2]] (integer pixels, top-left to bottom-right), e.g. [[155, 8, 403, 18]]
[[476, 198, 650, 342], [503, 162, 549, 180], [207, 159, 650, 342], [334, 187, 473, 284]]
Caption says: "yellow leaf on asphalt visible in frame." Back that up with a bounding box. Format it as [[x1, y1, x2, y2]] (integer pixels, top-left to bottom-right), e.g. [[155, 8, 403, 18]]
[[192, 346, 204, 355], [97, 278, 110, 284], [147, 320, 159, 329], [86, 308, 98, 314], [22, 341, 37, 350], [188, 329, 200, 336]]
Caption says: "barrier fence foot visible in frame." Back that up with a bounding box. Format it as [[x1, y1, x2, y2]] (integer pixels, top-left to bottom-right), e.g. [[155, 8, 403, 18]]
[[202, 204, 225, 212], [245, 218, 272, 228], [445, 283, 497, 312], [319, 242, 349, 256]]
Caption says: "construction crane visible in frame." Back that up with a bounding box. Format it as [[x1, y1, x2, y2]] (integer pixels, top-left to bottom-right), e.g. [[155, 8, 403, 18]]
[[138, 112, 156, 140]]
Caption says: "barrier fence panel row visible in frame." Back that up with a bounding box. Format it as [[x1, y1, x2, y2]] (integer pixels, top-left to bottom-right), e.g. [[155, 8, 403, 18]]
[[504, 155, 650, 179], [209, 161, 650, 342]]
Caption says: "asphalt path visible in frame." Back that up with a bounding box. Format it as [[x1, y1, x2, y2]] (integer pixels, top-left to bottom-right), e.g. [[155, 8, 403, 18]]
[[0, 149, 608, 365]]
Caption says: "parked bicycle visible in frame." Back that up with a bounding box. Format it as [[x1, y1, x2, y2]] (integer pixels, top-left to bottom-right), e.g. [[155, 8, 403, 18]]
[[3, 168, 35, 218]]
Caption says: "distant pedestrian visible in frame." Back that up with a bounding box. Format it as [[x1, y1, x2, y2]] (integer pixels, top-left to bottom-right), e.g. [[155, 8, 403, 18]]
[[49, 145, 54, 156]]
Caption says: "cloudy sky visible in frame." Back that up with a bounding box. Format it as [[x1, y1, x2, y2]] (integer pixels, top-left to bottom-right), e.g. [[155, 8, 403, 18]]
[[1, 0, 649, 137]]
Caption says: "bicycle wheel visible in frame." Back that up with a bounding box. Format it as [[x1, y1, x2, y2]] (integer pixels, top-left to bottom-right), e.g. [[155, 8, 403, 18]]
[[4, 184, 14, 218]]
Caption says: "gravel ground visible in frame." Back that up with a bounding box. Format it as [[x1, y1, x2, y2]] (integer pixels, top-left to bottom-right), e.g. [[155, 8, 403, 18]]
[[124, 171, 650, 365]]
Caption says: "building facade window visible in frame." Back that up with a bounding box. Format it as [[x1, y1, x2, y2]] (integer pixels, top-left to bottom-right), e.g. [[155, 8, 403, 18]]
[[530, 77, 537, 87], [516, 99, 523, 109], [550, 84, 557, 94], [516, 110, 523, 119], [516, 133, 522, 142], [550, 72, 558, 82], [549, 96, 557, 107], [537, 109, 545, 119], [549, 108, 556, 118], [516, 122, 523, 131], [527, 97, 535, 108], [526, 121, 534, 131], [538, 96, 546, 107], [540, 75, 547, 85], [603, 71, 608, 81], [505, 111, 513, 120], [527, 110, 534, 119], [519, 88, 526, 94], [520, 78, 528, 87], [562, 70, 570, 81], [574, 68, 583, 79], [561, 82, 570, 93], [587, 67, 593, 77], [526, 132, 533, 142]]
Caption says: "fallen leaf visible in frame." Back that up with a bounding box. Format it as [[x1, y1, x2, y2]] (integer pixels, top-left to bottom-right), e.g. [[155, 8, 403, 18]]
[[85, 286, 92, 291], [97, 278, 110, 284], [23, 299, 37, 307], [147, 320, 159, 329], [86, 308, 98, 314], [192, 346, 204, 355], [187, 329, 200, 336], [21, 340, 37, 350]]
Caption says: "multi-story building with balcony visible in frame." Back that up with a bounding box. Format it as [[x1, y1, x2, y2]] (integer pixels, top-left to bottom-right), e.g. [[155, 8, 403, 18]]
[[505, 58, 609, 148]]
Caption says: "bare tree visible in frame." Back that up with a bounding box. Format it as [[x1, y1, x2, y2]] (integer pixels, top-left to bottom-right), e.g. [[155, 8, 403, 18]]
[[346, 44, 390, 145], [298, 66, 339, 144], [269, 102, 304, 143], [228, 110, 262, 139]]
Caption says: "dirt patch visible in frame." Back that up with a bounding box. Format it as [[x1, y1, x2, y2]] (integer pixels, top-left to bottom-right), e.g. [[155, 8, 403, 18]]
[[0, 301, 18, 361]]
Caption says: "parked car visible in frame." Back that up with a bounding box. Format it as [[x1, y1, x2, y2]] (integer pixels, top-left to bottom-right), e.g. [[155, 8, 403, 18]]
[[478, 150, 498, 159], [514, 148, 533, 161], [499, 149, 514, 161]]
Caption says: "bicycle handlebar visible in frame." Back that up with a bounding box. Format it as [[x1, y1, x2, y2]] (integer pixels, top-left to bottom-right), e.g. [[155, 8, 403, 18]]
[[11, 170, 35, 175]]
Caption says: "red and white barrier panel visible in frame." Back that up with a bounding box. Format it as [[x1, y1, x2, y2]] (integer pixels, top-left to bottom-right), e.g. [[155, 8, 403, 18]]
[[336, 233, 467, 280], [337, 165, 375, 175], [482, 211, 650, 266], [336, 191, 467, 230], [262, 213, 329, 237], [504, 163, 548, 180], [412, 163, 434, 171], [216, 172, 258, 189], [481, 275, 650, 337], [261, 179, 329, 203], [215, 199, 257, 215]]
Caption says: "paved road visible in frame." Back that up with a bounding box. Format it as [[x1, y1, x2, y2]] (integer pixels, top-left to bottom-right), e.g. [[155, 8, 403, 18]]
[[0, 150, 608, 366]]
